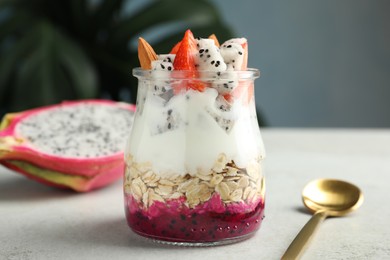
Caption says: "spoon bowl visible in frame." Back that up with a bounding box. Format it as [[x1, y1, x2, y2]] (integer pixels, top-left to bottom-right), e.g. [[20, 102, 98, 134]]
[[302, 179, 364, 217], [282, 179, 363, 260]]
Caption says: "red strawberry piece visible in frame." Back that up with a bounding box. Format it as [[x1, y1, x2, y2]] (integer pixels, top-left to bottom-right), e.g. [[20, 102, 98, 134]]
[[172, 30, 206, 93], [241, 41, 248, 70], [173, 29, 197, 71], [170, 41, 181, 54]]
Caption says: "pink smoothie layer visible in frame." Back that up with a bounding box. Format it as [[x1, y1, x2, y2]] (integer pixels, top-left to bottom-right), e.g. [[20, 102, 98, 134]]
[[125, 193, 265, 243]]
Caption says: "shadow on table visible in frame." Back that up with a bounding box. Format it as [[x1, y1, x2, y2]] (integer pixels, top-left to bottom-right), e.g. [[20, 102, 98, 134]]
[[0, 175, 75, 202], [293, 206, 312, 216]]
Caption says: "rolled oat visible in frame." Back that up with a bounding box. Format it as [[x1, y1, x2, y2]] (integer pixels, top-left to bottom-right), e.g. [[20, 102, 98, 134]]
[[125, 153, 264, 208]]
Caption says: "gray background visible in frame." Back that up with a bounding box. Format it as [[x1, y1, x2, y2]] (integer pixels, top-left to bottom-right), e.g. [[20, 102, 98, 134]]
[[127, 0, 390, 127], [211, 0, 390, 127]]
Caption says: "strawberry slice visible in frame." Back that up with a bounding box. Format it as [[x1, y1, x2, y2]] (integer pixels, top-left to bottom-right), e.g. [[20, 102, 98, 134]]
[[172, 30, 206, 93], [241, 41, 248, 70], [173, 29, 197, 71], [170, 41, 181, 54]]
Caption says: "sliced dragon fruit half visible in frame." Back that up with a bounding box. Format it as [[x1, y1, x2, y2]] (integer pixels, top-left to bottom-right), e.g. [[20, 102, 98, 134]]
[[0, 100, 136, 191]]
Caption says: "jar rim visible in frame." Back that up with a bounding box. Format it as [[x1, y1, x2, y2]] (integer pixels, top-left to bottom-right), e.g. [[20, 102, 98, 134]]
[[132, 68, 260, 80]]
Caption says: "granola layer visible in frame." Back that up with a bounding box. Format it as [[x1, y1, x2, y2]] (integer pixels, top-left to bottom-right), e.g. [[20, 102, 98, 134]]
[[124, 153, 264, 209]]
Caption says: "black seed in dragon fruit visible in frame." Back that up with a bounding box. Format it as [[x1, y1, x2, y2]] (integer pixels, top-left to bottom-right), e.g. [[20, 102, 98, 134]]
[[151, 59, 174, 97], [15, 103, 133, 157], [157, 88, 175, 103], [206, 107, 235, 133], [220, 39, 246, 71], [0, 100, 136, 192], [151, 82, 171, 96], [195, 39, 227, 71], [150, 108, 181, 135], [215, 95, 232, 112], [152, 59, 173, 71], [151, 60, 174, 73], [158, 54, 176, 63], [211, 71, 239, 95]]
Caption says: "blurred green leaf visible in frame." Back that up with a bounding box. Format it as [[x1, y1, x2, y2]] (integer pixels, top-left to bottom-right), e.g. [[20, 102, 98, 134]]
[[69, 0, 89, 33], [2, 21, 97, 110], [93, 0, 123, 28], [11, 23, 56, 109], [0, 0, 239, 120], [0, 10, 33, 42], [12, 41, 51, 109], [0, 24, 38, 99], [55, 29, 97, 98], [153, 23, 233, 54], [110, 0, 221, 45], [0, 0, 14, 8]]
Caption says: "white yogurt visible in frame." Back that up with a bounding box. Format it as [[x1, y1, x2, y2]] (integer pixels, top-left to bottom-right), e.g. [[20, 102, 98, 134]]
[[126, 82, 265, 176]]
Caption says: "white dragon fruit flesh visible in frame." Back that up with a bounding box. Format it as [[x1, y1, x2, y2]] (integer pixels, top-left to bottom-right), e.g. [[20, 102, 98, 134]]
[[158, 54, 175, 63], [0, 100, 136, 192], [195, 39, 227, 71], [220, 38, 247, 71], [152, 60, 174, 72], [210, 71, 239, 95], [151, 56, 175, 98], [150, 108, 182, 135], [142, 35, 250, 101], [206, 107, 235, 134], [215, 95, 232, 112]]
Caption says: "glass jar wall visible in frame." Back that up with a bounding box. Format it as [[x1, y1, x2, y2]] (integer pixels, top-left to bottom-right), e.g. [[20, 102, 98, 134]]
[[124, 68, 265, 246]]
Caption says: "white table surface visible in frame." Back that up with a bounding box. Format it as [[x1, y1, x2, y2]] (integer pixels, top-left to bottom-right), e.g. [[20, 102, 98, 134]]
[[1, 129, 389, 260]]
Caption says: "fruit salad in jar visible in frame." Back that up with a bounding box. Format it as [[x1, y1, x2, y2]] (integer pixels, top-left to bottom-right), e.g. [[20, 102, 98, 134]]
[[124, 30, 265, 245]]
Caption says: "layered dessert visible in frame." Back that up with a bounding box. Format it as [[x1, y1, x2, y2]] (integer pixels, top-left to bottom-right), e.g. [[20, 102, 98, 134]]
[[124, 30, 265, 244]]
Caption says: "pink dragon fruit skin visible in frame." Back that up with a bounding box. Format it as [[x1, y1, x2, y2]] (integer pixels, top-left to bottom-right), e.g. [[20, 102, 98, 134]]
[[1, 159, 124, 192], [0, 100, 136, 191]]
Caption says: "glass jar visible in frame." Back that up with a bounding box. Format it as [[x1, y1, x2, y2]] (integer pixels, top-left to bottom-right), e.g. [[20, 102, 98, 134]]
[[124, 68, 265, 246]]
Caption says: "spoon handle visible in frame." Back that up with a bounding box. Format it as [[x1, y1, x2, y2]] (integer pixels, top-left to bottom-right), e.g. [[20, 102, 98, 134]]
[[281, 211, 327, 260]]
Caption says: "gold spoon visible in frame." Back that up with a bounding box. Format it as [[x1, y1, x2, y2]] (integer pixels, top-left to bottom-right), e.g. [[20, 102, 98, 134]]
[[281, 179, 364, 260]]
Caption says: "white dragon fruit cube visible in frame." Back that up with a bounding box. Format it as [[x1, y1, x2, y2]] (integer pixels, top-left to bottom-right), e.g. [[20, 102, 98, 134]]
[[195, 39, 227, 71], [215, 95, 232, 112], [220, 39, 245, 71], [150, 108, 182, 135], [151, 82, 171, 96], [157, 54, 176, 63], [151, 60, 174, 97], [211, 71, 239, 95], [151, 60, 173, 71], [206, 107, 235, 134]]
